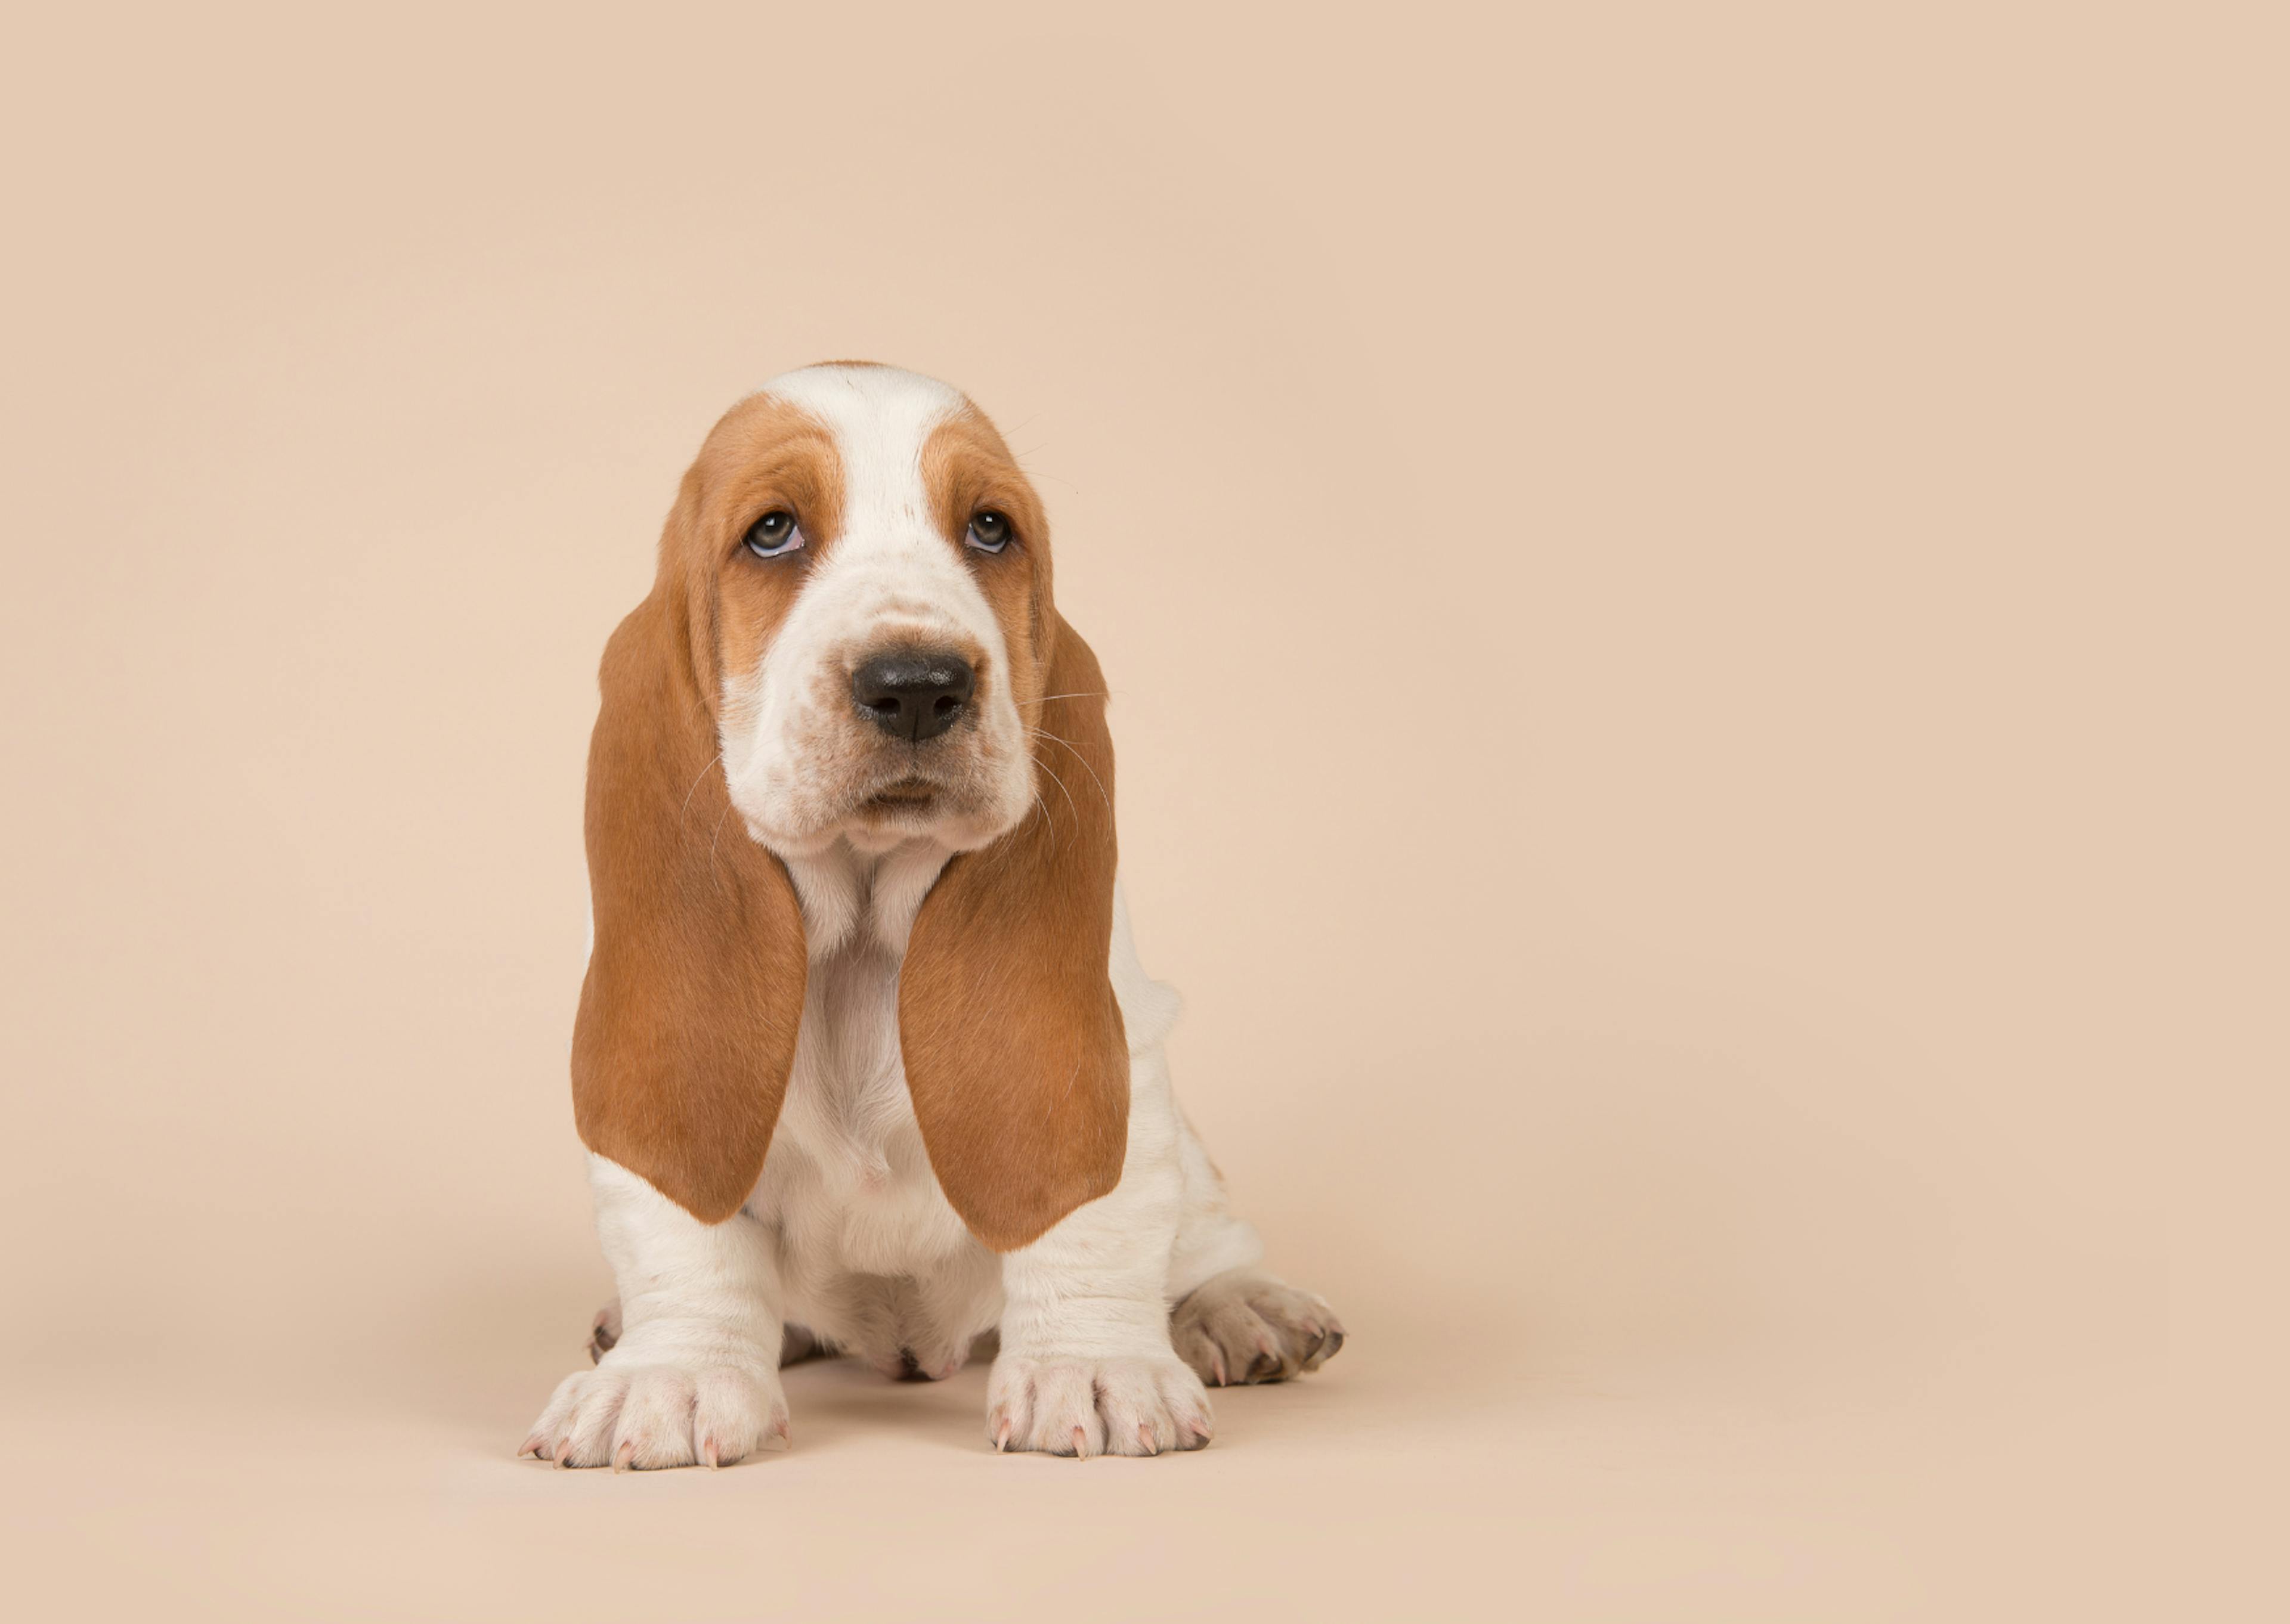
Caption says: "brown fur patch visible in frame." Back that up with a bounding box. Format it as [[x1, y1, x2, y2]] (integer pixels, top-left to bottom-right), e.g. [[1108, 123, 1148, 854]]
[[568, 395, 843, 1223], [920, 405, 1053, 699], [678, 393, 849, 694]]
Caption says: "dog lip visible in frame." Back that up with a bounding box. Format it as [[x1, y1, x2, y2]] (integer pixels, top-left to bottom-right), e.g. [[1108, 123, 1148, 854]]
[[860, 777, 940, 809]]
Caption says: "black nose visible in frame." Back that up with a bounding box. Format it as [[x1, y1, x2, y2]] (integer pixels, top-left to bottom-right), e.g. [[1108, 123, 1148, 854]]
[[850, 649, 976, 742]]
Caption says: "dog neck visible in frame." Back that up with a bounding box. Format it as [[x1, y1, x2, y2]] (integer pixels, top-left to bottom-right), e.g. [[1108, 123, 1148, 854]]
[[779, 836, 954, 965]]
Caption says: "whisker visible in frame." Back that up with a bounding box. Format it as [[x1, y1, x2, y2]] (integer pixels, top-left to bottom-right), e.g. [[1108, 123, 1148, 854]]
[[707, 801, 735, 892], [1028, 786, 1057, 856], [1017, 691, 1111, 707], [1036, 754, 1081, 835], [679, 752, 725, 823], [1028, 727, 1112, 815], [1012, 454, 1079, 495]]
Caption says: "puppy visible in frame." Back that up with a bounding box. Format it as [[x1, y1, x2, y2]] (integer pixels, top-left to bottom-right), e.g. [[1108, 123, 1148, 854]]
[[523, 363, 1342, 1466]]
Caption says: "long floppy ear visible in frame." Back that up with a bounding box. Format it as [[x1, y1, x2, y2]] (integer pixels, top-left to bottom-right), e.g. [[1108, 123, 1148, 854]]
[[570, 590, 807, 1223], [899, 614, 1128, 1251]]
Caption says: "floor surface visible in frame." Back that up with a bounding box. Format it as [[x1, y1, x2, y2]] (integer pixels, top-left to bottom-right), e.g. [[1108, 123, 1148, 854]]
[[9, 1293, 2149, 1623]]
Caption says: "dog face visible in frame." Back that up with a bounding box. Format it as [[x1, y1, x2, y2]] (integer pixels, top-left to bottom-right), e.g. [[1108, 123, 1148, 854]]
[[667, 365, 1054, 860]]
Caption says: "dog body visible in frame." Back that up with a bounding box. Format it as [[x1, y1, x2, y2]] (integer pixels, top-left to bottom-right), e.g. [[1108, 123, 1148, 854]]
[[525, 365, 1341, 1467], [754, 864, 1218, 1381]]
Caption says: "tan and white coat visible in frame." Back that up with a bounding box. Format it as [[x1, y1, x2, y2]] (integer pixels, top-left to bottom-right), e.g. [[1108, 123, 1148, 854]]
[[523, 364, 1342, 1467]]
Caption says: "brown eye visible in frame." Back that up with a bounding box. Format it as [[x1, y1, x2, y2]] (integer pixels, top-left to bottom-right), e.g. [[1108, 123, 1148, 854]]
[[965, 510, 1011, 553], [744, 510, 803, 558]]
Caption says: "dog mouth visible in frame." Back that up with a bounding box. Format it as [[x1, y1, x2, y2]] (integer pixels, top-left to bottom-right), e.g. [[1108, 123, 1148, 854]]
[[857, 776, 943, 816]]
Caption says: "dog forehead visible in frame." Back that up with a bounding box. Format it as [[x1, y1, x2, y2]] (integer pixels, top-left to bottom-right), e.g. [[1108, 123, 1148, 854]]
[[756, 364, 967, 507]]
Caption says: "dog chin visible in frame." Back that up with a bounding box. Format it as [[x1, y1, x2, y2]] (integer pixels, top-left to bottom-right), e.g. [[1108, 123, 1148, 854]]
[[740, 780, 1023, 861], [835, 789, 1019, 857]]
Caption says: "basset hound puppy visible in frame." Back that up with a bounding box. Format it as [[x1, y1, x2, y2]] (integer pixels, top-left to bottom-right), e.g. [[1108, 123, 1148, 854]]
[[522, 362, 1343, 1467]]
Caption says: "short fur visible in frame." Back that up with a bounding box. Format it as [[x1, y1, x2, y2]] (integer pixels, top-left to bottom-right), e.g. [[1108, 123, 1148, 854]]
[[527, 364, 1343, 1465]]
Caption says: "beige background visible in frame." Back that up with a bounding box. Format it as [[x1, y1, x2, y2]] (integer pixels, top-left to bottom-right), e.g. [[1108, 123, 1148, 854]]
[[0, 3, 2269, 1619]]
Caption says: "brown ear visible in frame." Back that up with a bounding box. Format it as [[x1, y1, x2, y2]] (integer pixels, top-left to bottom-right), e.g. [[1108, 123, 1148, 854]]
[[899, 615, 1129, 1251], [570, 590, 807, 1223]]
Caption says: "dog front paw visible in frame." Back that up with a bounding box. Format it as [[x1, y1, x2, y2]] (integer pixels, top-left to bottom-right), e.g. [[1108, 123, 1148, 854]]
[[985, 1353, 1213, 1457], [521, 1359, 790, 1470]]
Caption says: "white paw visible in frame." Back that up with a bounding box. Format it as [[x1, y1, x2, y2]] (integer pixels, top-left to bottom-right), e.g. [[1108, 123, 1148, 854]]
[[986, 1353, 1214, 1457], [520, 1359, 790, 1469], [1171, 1270, 1345, 1386]]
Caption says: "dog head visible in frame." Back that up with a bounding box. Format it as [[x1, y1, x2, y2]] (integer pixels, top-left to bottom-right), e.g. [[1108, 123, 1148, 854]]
[[569, 364, 1127, 1250]]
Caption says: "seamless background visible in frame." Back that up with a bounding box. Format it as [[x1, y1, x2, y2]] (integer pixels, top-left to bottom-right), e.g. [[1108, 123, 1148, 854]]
[[0, 4, 2268, 1620]]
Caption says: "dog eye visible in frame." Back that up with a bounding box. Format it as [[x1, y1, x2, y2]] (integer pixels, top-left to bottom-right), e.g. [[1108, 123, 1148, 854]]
[[965, 511, 1011, 553], [743, 510, 804, 558]]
